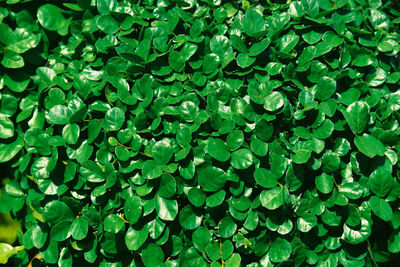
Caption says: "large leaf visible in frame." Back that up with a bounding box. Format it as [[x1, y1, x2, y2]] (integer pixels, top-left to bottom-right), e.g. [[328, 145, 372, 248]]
[[0, 137, 23, 163], [260, 187, 284, 210], [370, 196, 393, 222], [354, 134, 386, 158], [342, 101, 369, 134]]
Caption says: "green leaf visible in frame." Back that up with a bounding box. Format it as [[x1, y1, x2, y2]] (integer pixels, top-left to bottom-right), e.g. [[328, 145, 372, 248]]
[[179, 205, 202, 230], [339, 182, 364, 200], [192, 227, 211, 254], [198, 166, 227, 192], [0, 116, 14, 139], [97, 0, 117, 14], [353, 51, 375, 67], [250, 139, 268, 156], [104, 214, 125, 233], [370, 196, 393, 222], [388, 230, 400, 253], [315, 76, 336, 101], [124, 196, 142, 224], [344, 218, 371, 244], [152, 138, 173, 164], [226, 130, 244, 151], [279, 31, 300, 53], [230, 149, 253, 169], [301, 0, 319, 17], [206, 190, 226, 208], [260, 187, 284, 210], [248, 81, 271, 105], [142, 160, 163, 179], [210, 35, 232, 56], [203, 54, 220, 74], [225, 253, 241, 267], [80, 161, 105, 183], [315, 173, 333, 194], [3, 72, 30, 92], [125, 226, 148, 251], [303, 31, 322, 45], [43, 200, 74, 226], [141, 244, 164, 266], [241, 9, 265, 37], [255, 119, 274, 141], [342, 101, 369, 134], [354, 134, 386, 158], [47, 105, 71, 125], [97, 14, 118, 34], [62, 123, 80, 145], [269, 237, 292, 263], [207, 138, 230, 162], [264, 92, 284, 112], [155, 195, 178, 221], [218, 217, 237, 238], [157, 173, 176, 198], [176, 127, 192, 147], [37, 4, 66, 31], [298, 46, 316, 65], [70, 216, 88, 241], [297, 213, 317, 232], [368, 166, 393, 197], [169, 51, 185, 72], [248, 38, 270, 57], [313, 119, 334, 140], [367, 68, 386, 87], [237, 53, 255, 68], [188, 188, 206, 207], [102, 107, 125, 131], [254, 168, 278, 188]]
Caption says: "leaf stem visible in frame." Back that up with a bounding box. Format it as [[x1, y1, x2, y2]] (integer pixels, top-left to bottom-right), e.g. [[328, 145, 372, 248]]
[[367, 240, 378, 267]]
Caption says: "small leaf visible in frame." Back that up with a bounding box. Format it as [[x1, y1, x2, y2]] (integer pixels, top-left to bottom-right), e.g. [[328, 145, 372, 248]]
[[315, 173, 333, 194], [315, 76, 336, 101], [102, 107, 125, 131], [264, 92, 284, 112], [152, 138, 173, 164], [207, 138, 230, 162], [230, 149, 253, 169], [155, 195, 178, 221], [169, 51, 185, 72], [260, 187, 284, 210], [0, 116, 14, 139]]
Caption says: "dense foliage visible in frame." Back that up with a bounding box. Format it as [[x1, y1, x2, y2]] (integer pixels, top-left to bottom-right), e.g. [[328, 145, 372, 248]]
[[1, 0, 400, 266]]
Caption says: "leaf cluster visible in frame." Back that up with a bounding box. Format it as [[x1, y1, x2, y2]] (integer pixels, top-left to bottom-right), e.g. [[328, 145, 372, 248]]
[[1, 0, 400, 266]]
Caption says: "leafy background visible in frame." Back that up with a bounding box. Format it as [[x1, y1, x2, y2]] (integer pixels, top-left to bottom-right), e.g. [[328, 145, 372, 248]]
[[1, 0, 400, 266]]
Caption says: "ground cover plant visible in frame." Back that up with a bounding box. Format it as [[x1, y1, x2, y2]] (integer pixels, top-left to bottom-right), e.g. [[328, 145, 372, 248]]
[[1, 0, 400, 266]]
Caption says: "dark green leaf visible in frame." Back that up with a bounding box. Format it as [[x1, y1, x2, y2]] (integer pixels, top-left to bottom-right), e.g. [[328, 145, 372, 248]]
[[354, 134, 386, 158]]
